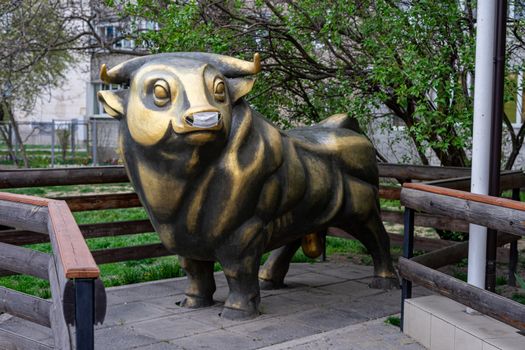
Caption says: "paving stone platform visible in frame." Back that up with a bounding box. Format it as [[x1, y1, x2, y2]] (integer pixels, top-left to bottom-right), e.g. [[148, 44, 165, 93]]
[[0, 261, 428, 349]]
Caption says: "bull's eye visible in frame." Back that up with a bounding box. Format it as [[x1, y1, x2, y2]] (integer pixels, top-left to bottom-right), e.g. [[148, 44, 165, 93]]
[[214, 79, 225, 102], [153, 80, 170, 106]]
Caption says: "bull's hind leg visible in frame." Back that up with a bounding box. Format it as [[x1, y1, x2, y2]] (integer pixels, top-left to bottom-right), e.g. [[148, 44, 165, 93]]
[[179, 257, 216, 308], [259, 240, 301, 290], [346, 214, 399, 289], [340, 179, 399, 289]]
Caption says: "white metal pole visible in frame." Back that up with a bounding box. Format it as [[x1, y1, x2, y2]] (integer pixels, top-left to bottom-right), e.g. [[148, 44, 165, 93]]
[[468, 0, 497, 289]]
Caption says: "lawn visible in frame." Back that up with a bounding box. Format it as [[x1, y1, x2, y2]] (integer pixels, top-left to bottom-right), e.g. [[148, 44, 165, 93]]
[[0, 184, 373, 299]]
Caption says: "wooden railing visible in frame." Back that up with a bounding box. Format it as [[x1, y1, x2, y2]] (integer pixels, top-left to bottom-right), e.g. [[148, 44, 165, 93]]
[[0, 164, 522, 346], [0, 165, 522, 270], [399, 183, 525, 332], [0, 192, 106, 350]]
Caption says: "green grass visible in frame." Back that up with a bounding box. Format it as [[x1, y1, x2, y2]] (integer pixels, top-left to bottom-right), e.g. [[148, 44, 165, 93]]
[[512, 293, 525, 305], [385, 316, 401, 327]]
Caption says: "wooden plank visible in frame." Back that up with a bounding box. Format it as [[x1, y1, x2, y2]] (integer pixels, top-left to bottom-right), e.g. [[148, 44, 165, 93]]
[[0, 242, 50, 279], [399, 257, 525, 331], [403, 183, 525, 212], [0, 166, 128, 188], [57, 192, 141, 211], [0, 286, 51, 328], [328, 227, 456, 252], [0, 328, 52, 350], [92, 243, 171, 264], [0, 219, 154, 246], [424, 171, 525, 192], [379, 186, 401, 200], [0, 200, 49, 234], [78, 220, 153, 239], [0, 192, 50, 206], [401, 187, 525, 237], [48, 258, 73, 350], [47, 201, 99, 279], [411, 233, 517, 269], [381, 210, 469, 232], [378, 164, 470, 181]]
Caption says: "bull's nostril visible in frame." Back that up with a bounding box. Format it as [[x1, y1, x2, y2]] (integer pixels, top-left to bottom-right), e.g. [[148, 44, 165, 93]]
[[185, 116, 194, 126]]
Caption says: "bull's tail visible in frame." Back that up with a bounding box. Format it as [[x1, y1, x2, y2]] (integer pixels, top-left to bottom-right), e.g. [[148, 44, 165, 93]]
[[317, 113, 362, 133]]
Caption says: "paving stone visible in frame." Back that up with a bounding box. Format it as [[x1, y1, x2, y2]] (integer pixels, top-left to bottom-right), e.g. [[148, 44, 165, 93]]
[[0, 317, 52, 343], [129, 315, 215, 341], [332, 289, 401, 320], [258, 293, 318, 317], [284, 271, 346, 287], [285, 263, 314, 276], [260, 282, 309, 297], [281, 306, 368, 331], [317, 280, 385, 299], [132, 341, 183, 349], [94, 325, 158, 350], [312, 264, 374, 281], [102, 301, 172, 328], [260, 318, 424, 350], [172, 329, 266, 350], [227, 316, 321, 346], [108, 283, 183, 304], [185, 304, 275, 329]]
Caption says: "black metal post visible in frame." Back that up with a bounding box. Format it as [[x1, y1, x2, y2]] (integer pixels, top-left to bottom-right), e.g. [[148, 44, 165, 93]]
[[75, 279, 95, 350], [321, 230, 327, 262], [508, 188, 520, 287], [400, 207, 414, 332], [486, 0, 507, 293]]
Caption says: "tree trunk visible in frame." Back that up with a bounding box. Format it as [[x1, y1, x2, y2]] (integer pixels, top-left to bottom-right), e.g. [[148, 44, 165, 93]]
[[1, 101, 29, 168]]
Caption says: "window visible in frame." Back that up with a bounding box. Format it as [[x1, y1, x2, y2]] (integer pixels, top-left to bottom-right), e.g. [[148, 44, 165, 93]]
[[98, 24, 135, 50]]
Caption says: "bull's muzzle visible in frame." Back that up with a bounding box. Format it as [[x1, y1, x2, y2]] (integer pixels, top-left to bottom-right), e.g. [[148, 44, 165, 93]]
[[185, 111, 222, 128]]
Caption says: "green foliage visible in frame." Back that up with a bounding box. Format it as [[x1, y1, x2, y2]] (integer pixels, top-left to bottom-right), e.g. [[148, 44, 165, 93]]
[[496, 276, 508, 286], [113, 0, 525, 167]]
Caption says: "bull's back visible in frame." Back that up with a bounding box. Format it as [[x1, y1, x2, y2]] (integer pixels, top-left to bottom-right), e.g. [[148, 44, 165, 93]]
[[285, 127, 378, 187]]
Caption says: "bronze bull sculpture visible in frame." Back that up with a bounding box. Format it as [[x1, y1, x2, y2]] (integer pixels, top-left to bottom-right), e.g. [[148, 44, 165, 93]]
[[97, 52, 398, 320]]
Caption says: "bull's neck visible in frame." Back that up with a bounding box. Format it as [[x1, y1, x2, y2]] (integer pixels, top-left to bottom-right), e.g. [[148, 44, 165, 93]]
[[169, 100, 255, 178], [223, 100, 254, 155]]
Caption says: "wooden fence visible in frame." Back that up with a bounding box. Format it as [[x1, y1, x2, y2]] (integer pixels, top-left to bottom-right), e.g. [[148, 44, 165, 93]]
[[0, 165, 522, 269], [400, 183, 525, 332], [0, 192, 105, 349], [0, 164, 523, 348]]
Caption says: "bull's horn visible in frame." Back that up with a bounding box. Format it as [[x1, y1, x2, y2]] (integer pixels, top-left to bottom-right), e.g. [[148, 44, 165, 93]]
[[100, 55, 152, 84], [165, 52, 261, 77], [100, 52, 262, 84]]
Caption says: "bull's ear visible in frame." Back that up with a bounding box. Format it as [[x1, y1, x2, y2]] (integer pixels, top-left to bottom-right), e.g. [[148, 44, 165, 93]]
[[97, 90, 127, 119], [227, 77, 255, 103]]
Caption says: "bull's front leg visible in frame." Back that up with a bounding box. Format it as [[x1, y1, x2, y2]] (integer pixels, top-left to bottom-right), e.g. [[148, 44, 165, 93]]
[[217, 218, 268, 320], [179, 257, 216, 308]]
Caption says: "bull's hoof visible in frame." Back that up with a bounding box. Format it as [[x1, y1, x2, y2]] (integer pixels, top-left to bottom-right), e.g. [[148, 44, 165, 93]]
[[178, 295, 214, 308], [220, 306, 260, 320], [369, 276, 400, 290], [259, 278, 286, 290]]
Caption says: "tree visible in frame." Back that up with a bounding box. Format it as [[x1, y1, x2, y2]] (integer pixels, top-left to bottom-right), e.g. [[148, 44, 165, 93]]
[[0, 0, 87, 167], [119, 0, 525, 168]]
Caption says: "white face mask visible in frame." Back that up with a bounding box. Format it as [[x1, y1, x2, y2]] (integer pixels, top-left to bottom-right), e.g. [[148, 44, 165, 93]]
[[192, 111, 220, 128]]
